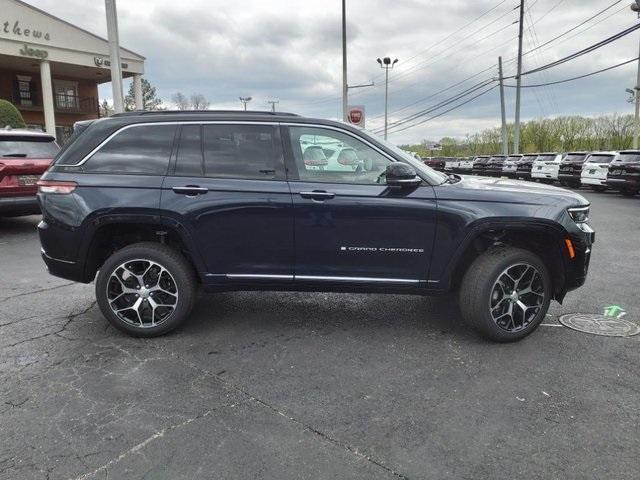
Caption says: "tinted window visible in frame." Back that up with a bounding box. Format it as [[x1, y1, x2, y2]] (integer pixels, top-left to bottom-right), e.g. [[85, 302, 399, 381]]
[[175, 125, 203, 176], [288, 126, 392, 185], [587, 155, 614, 163], [537, 155, 557, 162], [202, 125, 279, 180], [617, 153, 640, 163], [84, 124, 176, 175], [563, 153, 587, 162], [0, 136, 59, 158]]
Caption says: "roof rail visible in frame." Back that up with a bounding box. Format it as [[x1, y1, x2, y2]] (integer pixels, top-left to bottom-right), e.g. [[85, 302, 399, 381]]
[[111, 110, 300, 117]]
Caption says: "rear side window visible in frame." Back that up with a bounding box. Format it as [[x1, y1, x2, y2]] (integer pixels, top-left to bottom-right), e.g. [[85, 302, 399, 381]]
[[202, 124, 279, 180], [83, 124, 176, 175], [0, 135, 59, 158]]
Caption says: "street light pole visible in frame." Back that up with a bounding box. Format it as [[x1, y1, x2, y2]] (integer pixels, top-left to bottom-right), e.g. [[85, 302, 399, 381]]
[[513, 0, 525, 154], [377, 57, 398, 140], [341, 0, 348, 121], [105, 0, 124, 113], [239, 96, 252, 111], [267, 100, 279, 112], [632, 1, 640, 149], [498, 56, 508, 155]]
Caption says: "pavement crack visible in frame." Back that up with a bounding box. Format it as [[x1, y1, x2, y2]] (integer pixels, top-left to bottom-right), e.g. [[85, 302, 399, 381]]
[[3, 301, 97, 348], [0, 282, 76, 304], [148, 342, 410, 480], [70, 410, 214, 480]]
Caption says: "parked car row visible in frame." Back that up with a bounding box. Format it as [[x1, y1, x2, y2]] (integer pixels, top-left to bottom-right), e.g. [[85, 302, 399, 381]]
[[423, 151, 640, 197]]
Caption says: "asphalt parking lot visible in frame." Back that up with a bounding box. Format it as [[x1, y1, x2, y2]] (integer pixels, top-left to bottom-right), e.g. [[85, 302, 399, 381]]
[[1, 189, 639, 480]]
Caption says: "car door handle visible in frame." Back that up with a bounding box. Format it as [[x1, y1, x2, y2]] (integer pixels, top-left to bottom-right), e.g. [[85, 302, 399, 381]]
[[172, 186, 209, 195], [299, 191, 335, 201]]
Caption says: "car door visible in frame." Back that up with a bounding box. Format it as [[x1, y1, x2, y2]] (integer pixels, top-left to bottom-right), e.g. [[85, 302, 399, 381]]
[[282, 124, 437, 285], [160, 122, 294, 282]]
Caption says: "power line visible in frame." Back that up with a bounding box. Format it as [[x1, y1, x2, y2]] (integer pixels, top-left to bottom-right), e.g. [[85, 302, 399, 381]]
[[384, 85, 499, 135], [504, 57, 639, 87]]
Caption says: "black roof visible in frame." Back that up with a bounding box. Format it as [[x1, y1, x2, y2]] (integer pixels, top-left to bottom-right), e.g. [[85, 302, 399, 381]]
[[112, 110, 300, 117]]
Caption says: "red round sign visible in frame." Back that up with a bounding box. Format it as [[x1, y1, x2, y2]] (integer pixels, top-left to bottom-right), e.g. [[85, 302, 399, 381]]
[[348, 109, 363, 124]]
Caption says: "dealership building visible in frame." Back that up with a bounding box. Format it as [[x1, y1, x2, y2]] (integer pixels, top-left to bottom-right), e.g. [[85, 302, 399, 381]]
[[0, 0, 145, 141]]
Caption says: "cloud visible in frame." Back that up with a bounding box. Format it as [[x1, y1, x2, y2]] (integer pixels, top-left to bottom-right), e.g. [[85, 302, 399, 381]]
[[27, 0, 640, 143]]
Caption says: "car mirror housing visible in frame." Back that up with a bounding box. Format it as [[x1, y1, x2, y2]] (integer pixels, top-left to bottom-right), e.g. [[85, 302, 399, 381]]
[[385, 163, 421, 187]]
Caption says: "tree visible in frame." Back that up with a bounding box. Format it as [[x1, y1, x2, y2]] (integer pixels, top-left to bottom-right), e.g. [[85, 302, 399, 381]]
[[171, 92, 190, 110], [171, 92, 210, 110], [0, 99, 26, 128], [190, 93, 210, 110], [99, 99, 114, 117], [124, 78, 164, 111]]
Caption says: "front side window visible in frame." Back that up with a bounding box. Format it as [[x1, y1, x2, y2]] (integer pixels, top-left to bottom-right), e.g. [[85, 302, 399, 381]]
[[202, 124, 279, 180], [83, 124, 176, 175], [288, 126, 392, 185]]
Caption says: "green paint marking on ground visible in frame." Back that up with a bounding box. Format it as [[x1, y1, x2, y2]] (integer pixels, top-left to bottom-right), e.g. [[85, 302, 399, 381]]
[[603, 305, 625, 317]]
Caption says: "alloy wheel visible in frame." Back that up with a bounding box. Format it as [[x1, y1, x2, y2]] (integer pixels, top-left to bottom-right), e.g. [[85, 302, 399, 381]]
[[489, 263, 545, 332], [106, 259, 179, 328]]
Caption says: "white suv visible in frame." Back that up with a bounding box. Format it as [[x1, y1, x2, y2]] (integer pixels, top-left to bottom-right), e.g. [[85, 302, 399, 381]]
[[457, 157, 474, 173], [531, 153, 562, 182], [581, 151, 618, 191]]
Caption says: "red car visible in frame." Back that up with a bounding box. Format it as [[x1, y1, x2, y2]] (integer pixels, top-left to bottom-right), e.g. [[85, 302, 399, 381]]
[[0, 128, 59, 217]]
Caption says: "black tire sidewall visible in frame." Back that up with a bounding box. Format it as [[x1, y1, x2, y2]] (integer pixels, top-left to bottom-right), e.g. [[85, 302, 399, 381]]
[[460, 248, 552, 342], [95, 243, 196, 337]]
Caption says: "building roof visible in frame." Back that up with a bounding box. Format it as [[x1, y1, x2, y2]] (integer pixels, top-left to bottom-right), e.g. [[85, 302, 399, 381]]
[[11, 0, 145, 60]]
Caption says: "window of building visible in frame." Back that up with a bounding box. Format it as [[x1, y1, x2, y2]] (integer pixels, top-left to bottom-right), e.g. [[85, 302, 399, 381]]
[[202, 124, 279, 180], [288, 126, 392, 184], [83, 124, 176, 175], [54, 80, 79, 110]]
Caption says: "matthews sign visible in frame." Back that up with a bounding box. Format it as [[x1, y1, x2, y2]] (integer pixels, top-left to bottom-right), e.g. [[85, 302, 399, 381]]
[[2, 19, 51, 41], [347, 105, 365, 128]]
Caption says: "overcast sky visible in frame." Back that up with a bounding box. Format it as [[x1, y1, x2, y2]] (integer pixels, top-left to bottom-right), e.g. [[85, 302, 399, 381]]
[[27, 0, 640, 144]]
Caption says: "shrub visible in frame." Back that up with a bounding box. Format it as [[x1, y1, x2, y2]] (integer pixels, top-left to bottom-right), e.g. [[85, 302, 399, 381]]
[[0, 99, 27, 129]]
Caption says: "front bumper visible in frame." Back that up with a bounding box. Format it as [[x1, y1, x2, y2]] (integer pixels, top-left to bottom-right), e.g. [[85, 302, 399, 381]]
[[0, 195, 40, 216], [564, 222, 595, 294]]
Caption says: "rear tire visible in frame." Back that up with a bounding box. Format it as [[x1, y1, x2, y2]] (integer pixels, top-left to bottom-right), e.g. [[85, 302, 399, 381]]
[[459, 247, 551, 342], [95, 242, 197, 337]]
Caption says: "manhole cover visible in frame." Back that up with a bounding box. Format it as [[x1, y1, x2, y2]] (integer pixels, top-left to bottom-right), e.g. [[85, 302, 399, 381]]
[[559, 313, 640, 337]]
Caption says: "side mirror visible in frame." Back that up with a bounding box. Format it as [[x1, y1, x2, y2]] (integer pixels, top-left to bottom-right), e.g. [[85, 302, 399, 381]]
[[385, 163, 421, 187]]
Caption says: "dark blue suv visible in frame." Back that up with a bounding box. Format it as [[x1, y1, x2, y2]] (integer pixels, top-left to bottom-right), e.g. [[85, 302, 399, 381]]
[[37, 111, 594, 341]]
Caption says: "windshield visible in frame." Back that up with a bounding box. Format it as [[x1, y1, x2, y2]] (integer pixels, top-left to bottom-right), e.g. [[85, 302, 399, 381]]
[[563, 153, 587, 163], [587, 155, 614, 163], [617, 153, 640, 163], [0, 135, 59, 158], [361, 129, 448, 183]]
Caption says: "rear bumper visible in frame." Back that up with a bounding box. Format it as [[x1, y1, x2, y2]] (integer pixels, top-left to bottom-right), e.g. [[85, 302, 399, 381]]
[[558, 172, 581, 183], [531, 170, 558, 180], [40, 247, 86, 283], [0, 195, 40, 216], [606, 177, 640, 190], [581, 177, 606, 186]]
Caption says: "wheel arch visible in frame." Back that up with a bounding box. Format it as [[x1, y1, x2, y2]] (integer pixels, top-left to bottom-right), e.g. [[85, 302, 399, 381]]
[[81, 215, 204, 283], [441, 218, 570, 301]]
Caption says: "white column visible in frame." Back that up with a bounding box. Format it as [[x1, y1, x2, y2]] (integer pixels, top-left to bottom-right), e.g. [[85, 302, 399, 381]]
[[133, 74, 143, 110], [39, 60, 55, 136]]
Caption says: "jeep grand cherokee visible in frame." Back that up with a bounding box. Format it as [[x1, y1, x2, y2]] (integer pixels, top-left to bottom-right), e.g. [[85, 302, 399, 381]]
[[37, 111, 594, 342]]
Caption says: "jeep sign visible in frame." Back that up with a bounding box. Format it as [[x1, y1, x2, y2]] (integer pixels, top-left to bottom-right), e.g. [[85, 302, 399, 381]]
[[347, 106, 365, 128]]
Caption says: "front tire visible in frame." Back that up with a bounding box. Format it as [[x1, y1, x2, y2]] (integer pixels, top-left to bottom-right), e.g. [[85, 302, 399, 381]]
[[95, 242, 197, 337], [459, 247, 551, 342]]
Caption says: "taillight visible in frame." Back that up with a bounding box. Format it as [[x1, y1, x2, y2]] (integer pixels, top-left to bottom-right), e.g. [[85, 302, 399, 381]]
[[37, 180, 77, 194]]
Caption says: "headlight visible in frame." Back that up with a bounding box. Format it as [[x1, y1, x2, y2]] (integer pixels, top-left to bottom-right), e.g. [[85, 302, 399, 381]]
[[568, 206, 589, 223]]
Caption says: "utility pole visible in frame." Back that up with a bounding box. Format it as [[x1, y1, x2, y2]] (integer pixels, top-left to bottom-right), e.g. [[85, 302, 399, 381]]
[[498, 56, 508, 155], [341, 0, 348, 121], [513, 0, 525, 154], [377, 57, 398, 140], [267, 100, 279, 112], [239, 96, 252, 111], [631, 1, 640, 149], [105, 0, 124, 113]]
